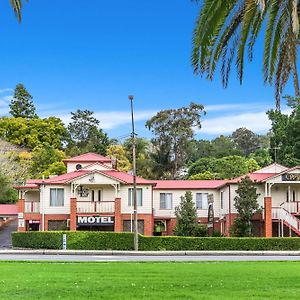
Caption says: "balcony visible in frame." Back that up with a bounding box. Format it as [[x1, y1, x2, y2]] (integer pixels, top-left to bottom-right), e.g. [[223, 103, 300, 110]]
[[25, 201, 40, 213], [281, 201, 300, 214], [77, 201, 115, 213]]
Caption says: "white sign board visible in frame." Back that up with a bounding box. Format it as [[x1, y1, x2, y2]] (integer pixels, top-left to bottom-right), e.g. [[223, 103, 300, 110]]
[[18, 219, 25, 228]]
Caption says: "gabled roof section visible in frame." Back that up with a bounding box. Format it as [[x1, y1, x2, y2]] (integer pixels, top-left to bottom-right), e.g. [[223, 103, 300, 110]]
[[44, 170, 91, 184], [253, 163, 288, 174], [63, 152, 112, 164], [82, 162, 113, 170], [229, 173, 277, 183], [262, 165, 300, 183], [154, 180, 228, 190]]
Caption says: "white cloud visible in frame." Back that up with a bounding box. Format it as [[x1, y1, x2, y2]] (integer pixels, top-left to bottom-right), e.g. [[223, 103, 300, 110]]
[[200, 107, 292, 135], [204, 103, 268, 112], [0, 88, 13, 94], [40, 109, 156, 130]]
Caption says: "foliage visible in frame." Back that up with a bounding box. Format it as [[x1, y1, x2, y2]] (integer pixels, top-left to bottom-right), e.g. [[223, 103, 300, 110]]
[[232, 176, 260, 237], [12, 232, 134, 250], [0, 150, 31, 183], [245, 158, 260, 173], [192, 0, 300, 110], [188, 156, 258, 179], [30, 145, 66, 178], [106, 144, 131, 172], [10, 0, 28, 22], [0, 116, 67, 150], [249, 148, 273, 167], [268, 100, 300, 166], [146, 102, 205, 179], [66, 109, 110, 155], [174, 191, 200, 236], [9, 84, 37, 119], [189, 170, 217, 180], [0, 172, 18, 203], [12, 231, 300, 251], [232, 128, 260, 156], [123, 137, 154, 178], [210, 135, 243, 158]]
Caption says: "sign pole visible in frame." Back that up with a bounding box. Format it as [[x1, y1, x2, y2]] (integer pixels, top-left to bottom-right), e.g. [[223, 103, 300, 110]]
[[129, 95, 138, 251]]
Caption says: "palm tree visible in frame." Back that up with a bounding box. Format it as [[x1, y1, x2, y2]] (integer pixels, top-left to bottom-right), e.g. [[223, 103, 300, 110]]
[[192, 0, 300, 111], [10, 0, 27, 22]]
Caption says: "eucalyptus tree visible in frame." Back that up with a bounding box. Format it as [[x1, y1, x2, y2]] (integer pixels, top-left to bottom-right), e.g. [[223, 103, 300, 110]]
[[192, 0, 300, 111]]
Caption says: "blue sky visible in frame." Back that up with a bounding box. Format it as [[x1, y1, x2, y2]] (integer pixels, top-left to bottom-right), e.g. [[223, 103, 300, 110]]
[[0, 0, 294, 141]]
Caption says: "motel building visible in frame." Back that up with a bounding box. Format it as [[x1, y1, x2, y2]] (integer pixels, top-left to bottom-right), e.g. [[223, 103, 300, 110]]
[[14, 152, 300, 237]]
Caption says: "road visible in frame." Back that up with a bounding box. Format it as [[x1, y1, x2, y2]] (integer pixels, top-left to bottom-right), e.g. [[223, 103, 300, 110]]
[[1, 254, 300, 262], [0, 219, 17, 249]]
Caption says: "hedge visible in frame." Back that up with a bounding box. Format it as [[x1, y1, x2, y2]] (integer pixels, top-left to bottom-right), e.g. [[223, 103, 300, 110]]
[[12, 231, 300, 251], [12, 232, 134, 250]]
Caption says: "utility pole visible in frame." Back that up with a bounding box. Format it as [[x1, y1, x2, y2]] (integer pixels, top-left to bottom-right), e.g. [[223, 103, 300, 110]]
[[129, 95, 138, 251]]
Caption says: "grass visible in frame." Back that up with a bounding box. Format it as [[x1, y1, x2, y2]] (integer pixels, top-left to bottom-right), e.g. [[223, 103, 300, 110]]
[[1, 261, 300, 299]]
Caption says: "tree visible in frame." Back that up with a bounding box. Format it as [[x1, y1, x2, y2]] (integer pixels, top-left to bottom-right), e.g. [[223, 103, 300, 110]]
[[188, 155, 257, 180], [9, 84, 37, 118], [0, 116, 68, 150], [189, 171, 217, 180], [232, 176, 260, 237], [106, 144, 131, 173], [30, 145, 66, 178], [192, 1, 300, 111], [267, 100, 300, 166], [210, 135, 242, 158], [123, 137, 154, 178], [174, 191, 206, 236], [67, 109, 110, 155], [232, 128, 260, 156], [249, 149, 273, 167], [0, 172, 18, 204], [146, 103, 205, 179]]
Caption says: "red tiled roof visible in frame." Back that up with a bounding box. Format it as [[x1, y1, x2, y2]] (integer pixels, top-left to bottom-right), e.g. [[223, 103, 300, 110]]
[[100, 170, 156, 185], [0, 204, 18, 215], [153, 180, 228, 190], [44, 170, 90, 184], [63, 153, 112, 163]]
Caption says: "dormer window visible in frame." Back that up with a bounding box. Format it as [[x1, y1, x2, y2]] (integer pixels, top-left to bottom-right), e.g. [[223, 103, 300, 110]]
[[76, 164, 82, 170]]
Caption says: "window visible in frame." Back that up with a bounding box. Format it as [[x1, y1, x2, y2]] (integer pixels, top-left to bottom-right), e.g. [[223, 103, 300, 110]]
[[160, 193, 173, 210], [50, 188, 64, 206], [220, 191, 224, 209], [196, 193, 208, 209], [98, 190, 102, 201], [128, 188, 143, 206]]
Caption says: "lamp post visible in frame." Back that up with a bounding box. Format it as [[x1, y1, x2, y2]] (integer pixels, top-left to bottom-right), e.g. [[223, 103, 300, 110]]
[[129, 95, 138, 251]]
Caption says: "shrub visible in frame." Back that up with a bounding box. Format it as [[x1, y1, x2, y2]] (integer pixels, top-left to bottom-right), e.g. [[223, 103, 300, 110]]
[[12, 231, 300, 251], [12, 231, 134, 250]]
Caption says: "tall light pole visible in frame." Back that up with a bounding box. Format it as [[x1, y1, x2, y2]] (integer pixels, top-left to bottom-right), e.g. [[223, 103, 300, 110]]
[[129, 95, 138, 251]]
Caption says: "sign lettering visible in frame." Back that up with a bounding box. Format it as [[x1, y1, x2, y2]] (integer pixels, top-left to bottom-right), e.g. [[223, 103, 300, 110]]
[[282, 173, 300, 181], [77, 216, 115, 226]]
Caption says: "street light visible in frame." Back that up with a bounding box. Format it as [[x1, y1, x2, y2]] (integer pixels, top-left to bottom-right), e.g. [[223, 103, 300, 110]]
[[129, 95, 138, 251]]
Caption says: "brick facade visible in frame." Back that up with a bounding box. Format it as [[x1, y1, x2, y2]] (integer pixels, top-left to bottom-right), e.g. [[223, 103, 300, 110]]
[[264, 196, 272, 237]]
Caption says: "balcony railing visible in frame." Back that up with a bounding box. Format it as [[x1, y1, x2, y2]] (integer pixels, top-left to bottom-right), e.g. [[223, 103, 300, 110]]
[[280, 201, 300, 214], [77, 201, 115, 213], [25, 201, 40, 213]]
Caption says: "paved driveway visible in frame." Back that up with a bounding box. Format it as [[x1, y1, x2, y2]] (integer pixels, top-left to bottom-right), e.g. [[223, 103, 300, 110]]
[[0, 219, 17, 249]]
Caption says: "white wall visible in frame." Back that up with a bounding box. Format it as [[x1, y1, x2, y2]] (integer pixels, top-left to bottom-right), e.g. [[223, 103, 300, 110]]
[[119, 185, 153, 214], [41, 184, 72, 215], [153, 189, 222, 218]]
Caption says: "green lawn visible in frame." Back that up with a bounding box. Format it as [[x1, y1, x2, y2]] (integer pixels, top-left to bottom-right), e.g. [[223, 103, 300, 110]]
[[1, 261, 300, 299]]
